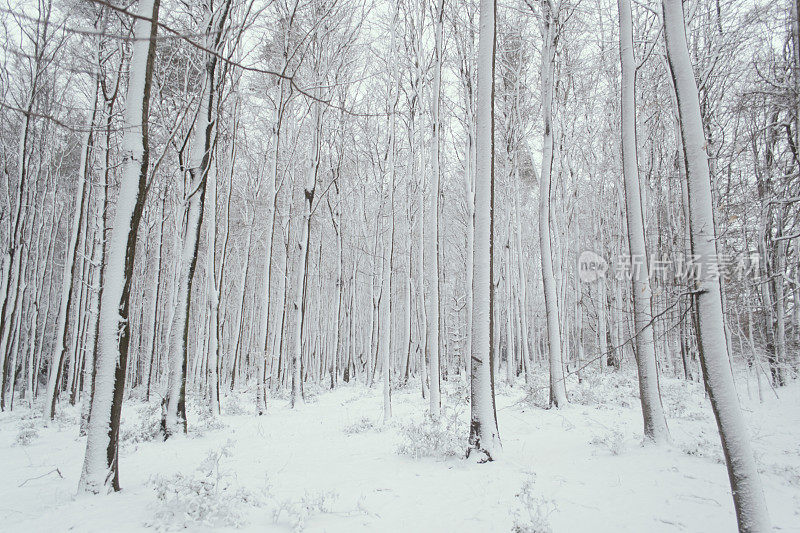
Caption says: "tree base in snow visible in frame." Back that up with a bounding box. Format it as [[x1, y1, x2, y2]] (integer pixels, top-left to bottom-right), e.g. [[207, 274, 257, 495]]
[[465, 439, 501, 463]]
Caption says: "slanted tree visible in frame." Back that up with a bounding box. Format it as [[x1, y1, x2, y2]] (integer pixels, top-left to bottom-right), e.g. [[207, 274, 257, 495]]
[[663, 0, 770, 528], [79, 0, 161, 493]]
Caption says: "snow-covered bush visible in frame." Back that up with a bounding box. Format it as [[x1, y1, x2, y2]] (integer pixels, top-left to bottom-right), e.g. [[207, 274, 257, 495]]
[[521, 373, 551, 409], [299, 383, 323, 403], [222, 394, 249, 416], [444, 377, 470, 405], [761, 463, 800, 487], [273, 489, 339, 532], [512, 476, 556, 533], [149, 440, 265, 530], [390, 377, 412, 392], [661, 379, 709, 421], [396, 407, 464, 459], [14, 420, 39, 446], [191, 409, 229, 438], [53, 407, 78, 430], [568, 371, 637, 409], [120, 403, 162, 446], [679, 428, 724, 463], [343, 416, 376, 435], [589, 428, 626, 455]]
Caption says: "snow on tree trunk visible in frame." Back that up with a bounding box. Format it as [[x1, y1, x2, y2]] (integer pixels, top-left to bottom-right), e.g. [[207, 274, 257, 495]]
[[163, 0, 229, 436], [380, 4, 399, 422], [80, 155, 108, 436], [618, 0, 669, 444], [598, 272, 608, 372], [538, 0, 567, 408], [255, 97, 279, 416], [79, 0, 161, 494], [163, 99, 209, 438], [44, 84, 96, 420], [426, 0, 444, 419], [467, 0, 501, 462], [464, 126, 476, 378], [663, 0, 770, 529], [292, 94, 321, 409], [206, 159, 221, 415]]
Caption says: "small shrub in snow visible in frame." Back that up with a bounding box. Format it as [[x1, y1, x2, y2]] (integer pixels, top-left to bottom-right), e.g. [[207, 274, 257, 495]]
[[53, 407, 78, 430], [679, 429, 723, 463], [390, 378, 412, 392], [14, 420, 39, 446], [396, 407, 464, 459], [222, 394, 248, 416], [120, 403, 161, 446], [149, 440, 265, 530], [444, 377, 470, 405], [299, 383, 322, 403], [512, 476, 556, 533], [569, 372, 637, 409], [191, 410, 229, 438], [273, 489, 339, 532], [521, 374, 551, 409], [343, 416, 376, 435], [661, 380, 709, 421], [589, 428, 626, 455], [759, 462, 800, 487]]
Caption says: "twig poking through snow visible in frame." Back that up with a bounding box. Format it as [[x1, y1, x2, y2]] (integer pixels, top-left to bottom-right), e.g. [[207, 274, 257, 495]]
[[18, 468, 63, 487]]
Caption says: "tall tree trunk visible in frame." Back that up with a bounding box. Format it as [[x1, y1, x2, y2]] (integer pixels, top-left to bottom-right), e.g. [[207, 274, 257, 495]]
[[163, 0, 230, 436], [255, 95, 279, 415], [618, 0, 669, 443], [663, 0, 770, 528], [79, 0, 161, 493], [145, 193, 165, 403], [538, 0, 567, 408], [426, 0, 444, 418], [292, 90, 321, 408], [380, 4, 399, 421], [467, 0, 501, 462]]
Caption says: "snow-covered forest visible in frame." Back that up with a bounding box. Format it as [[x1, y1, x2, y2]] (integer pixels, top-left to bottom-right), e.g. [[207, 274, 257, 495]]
[[0, 0, 798, 530]]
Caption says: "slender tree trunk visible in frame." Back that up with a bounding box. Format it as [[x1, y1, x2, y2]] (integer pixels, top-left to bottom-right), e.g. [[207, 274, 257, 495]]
[[79, 0, 161, 493], [43, 83, 97, 419], [425, 0, 444, 418], [618, 0, 669, 443], [292, 83, 321, 408], [380, 4, 399, 421], [539, 0, 567, 408], [255, 98, 279, 415], [663, 0, 770, 528], [467, 0, 501, 462]]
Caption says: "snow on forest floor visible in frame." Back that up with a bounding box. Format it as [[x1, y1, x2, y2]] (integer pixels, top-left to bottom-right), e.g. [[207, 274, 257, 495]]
[[1, 370, 799, 532]]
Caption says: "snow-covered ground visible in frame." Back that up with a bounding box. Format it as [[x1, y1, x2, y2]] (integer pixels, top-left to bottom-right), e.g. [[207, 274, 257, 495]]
[[1, 371, 799, 532]]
